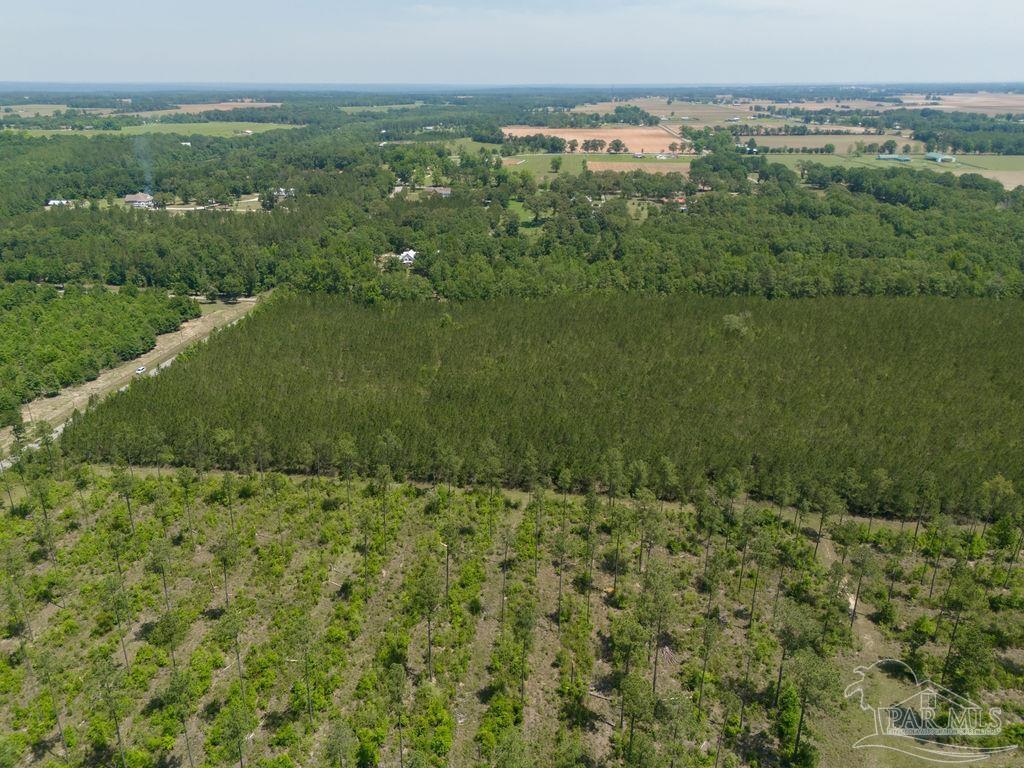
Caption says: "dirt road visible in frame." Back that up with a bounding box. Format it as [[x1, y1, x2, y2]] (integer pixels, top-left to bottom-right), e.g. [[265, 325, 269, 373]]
[[0, 297, 260, 457]]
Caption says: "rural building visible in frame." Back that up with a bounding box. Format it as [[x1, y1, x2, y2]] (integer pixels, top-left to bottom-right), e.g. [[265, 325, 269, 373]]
[[47, 199, 71, 207], [376, 249, 418, 269], [876, 154, 911, 162], [924, 152, 956, 163], [423, 186, 452, 198], [124, 192, 155, 209]]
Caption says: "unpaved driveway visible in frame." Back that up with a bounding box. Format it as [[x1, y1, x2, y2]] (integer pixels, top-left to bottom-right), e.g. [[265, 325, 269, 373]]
[[1, 296, 260, 456]]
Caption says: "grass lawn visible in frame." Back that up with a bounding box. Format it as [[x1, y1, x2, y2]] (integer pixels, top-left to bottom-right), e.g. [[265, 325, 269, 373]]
[[506, 199, 534, 223], [12, 121, 297, 138], [507, 199, 544, 238], [445, 137, 504, 154], [503, 153, 587, 178]]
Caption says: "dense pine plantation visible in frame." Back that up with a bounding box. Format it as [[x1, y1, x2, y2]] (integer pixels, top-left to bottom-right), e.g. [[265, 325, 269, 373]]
[[0, 283, 198, 426], [63, 294, 1024, 518], [1, 443, 1022, 768]]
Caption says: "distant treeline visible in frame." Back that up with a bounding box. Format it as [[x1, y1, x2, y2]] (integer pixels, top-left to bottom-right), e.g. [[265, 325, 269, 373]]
[[62, 293, 1024, 521], [777, 107, 1024, 154], [3, 135, 1024, 300]]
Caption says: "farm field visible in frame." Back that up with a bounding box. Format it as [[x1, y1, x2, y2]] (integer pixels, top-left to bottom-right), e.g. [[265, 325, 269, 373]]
[[128, 101, 282, 117], [897, 91, 1024, 115], [0, 102, 113, 117], [501, 153, 691, 178], [573, 92, 1024, 125], [573, 97, 879, 128], [749, 98, 905, 112], [12, 121, 297, 138], [503, 125, 681, 153], [769, 152, 1024, 188], [585, 160, 690, 174], [574, 98, 756, 125]]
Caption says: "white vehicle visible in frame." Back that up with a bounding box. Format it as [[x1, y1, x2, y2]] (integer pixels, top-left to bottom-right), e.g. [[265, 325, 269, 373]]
[[135, 366, 147, 375]]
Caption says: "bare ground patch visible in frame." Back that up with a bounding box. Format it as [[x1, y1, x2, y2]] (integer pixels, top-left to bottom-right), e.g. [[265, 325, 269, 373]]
[[587, 161, 689, 175]]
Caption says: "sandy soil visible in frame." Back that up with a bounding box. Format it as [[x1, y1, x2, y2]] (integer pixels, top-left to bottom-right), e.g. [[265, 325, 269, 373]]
[[504, 125, 681, 154], [587, 161, 689, 175], [960, 169, 1024, 188], [0, 297, 259, 455], [900, 91, 1024, 115]]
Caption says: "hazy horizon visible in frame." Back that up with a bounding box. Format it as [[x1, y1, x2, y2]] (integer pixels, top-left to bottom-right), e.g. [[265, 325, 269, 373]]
[[5, 1, 1023, 85], [3, 81, 1024, 91]]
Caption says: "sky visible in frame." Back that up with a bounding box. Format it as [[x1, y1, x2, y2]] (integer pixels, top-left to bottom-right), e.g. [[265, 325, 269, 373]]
[[3, 0, 1022, 85]]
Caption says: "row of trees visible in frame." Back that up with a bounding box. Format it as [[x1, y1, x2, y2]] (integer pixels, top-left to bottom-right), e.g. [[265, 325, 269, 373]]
[[774, 106, 1024, 155]]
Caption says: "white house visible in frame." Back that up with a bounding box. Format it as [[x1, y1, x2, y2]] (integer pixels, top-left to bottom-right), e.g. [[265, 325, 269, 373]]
[[399, 249, 417, 266], [47, 199, 71, 207]]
